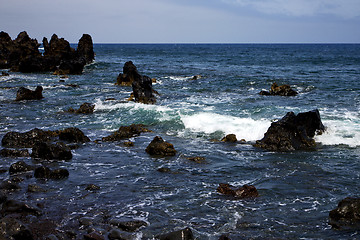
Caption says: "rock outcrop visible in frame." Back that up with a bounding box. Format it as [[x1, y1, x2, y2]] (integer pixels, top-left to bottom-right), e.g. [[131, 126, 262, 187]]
[[259, 82, 298, 96], [116, 61, 157, 104], [329, 197, 360, 229], [15, 86, 43, 101], [145, 136, 176, 157], [217, 183, 259, 199], [1, 128, 54, 148], [67, 102, 95, 114], [0, 31, 94, 74], [254, 109, 325, 151]]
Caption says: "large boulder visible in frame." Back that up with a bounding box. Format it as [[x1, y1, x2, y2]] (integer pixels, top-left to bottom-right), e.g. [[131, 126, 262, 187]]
[[102, 124, 151, 142], [254, 109, 325, 151], [34, 166, 69, 180], [77, 34, 95, 64], [9, 161, 34, 174], [67, 102, 95, 114], [58, 127, 90, 143], [15, 86, 43, 101], [329, 197, 360, 229], [145, 136, 176, 157], [31, 142, 72, 160], [259, 82, 298, 96]]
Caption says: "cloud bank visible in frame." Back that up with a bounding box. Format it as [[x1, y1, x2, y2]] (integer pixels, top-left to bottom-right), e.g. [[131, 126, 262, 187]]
[[225, 0, 360, 18]]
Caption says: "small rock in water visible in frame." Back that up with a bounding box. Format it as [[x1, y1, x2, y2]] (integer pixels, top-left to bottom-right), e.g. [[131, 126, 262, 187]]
[[217, 183, 259, 199], [9, 160, 34, 174], [221, 134, 237, 143], [15, 86, 44, 101], [145, 136, 176, 157]]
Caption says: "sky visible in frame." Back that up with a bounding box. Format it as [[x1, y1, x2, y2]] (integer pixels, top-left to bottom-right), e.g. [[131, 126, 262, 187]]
[[1, 0, 359, 43]]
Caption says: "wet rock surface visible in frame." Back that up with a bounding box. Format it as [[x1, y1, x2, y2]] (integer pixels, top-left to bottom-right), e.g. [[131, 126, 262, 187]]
[[34, 166, 69, 180], [329, 197, 360, 229], [254, 109, 325, 151], [156, 227, 194, 240], [9, 161, 34, 174], [102, 124, 151, 142], [259, 82, 298, 96], [67, 102, 95, 114], [146, 136, 177, 157], [0, 148, 29, 157], [15, 86, 44, 101], [217, 183, 259, 199], [31, 142, 72, 160]]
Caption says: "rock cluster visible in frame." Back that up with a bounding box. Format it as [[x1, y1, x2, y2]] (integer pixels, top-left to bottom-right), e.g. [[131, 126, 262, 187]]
[[116, 61, 157, 104], [259, 82, 298, 96], [254, 109, 325, 151], [0, 31, 94, 74]]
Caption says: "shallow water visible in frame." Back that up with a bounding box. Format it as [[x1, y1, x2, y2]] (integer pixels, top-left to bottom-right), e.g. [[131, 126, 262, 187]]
[[1, 44, 360, 239]]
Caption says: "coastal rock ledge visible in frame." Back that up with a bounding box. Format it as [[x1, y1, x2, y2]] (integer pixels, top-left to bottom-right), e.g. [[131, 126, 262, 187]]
[[254, 109, 325, 151]]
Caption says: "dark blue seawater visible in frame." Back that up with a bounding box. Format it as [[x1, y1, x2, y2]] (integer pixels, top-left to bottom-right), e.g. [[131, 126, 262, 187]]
[[1, 44, 360, 239]]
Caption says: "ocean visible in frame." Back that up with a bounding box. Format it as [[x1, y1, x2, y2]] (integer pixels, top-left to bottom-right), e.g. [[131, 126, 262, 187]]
[[1, 43, 360, 239]]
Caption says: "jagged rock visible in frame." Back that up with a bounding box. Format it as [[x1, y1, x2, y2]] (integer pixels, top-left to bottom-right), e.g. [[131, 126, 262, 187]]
[[0, 31, 94, 74], [109, 219, 148, 232], [102, 124, 151, 142], [259, 82, 298, 96], [116, 61, 141, 86], [254, 109, 325, 151], [1, 199, 41, 216], [217, 183, 259, 199], [329, 197, 360, 229], [0, 148, 29, 157], [34, 166, 69, 180], [31, 142, 72, 160], [132, 75, 157, 104], [1, 128, 55, 148], [58, 127, 90, 143], [77, 34, 95, 64], [9, 161, 34, 174], [15, 86, 44, 101], [221, 134, 237, 143], [67, 102, 95, 114], [156, 227, 194, 240], [145, 136, 176, 157]]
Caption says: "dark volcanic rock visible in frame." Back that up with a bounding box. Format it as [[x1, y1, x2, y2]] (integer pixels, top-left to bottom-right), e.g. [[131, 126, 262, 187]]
[[27, 184, 46, 193], [67, 102, 95, 114], [77, 34, 95, 64], [1, 199, 41, 216], [329, 197, 360, 229], [259, 82, 298, 96], [0, 148, 29, 157], [1, 128, 54, 148], [0, 216, 34, 240], [0, 31, 94, 74], [15, 86, 44, 101], [221, 134, 237, 143], [132, 75, 157, 104], [58, 127, 90, 143], [109, 219, 148, 232], [9, 161, 34, 174], [31, 142, 72, 160], [34, 166, 69, 180], [84, 231, 105, 240], [254, 109, 325, 151], [116, 61, 141, 86], [0, 180, 21, 191], [102, 124, 151, 142], [145, 136, 176, 157], [156, 227, 194, 240], [217, 183, 259, 199], [85, 184, 100, 191]]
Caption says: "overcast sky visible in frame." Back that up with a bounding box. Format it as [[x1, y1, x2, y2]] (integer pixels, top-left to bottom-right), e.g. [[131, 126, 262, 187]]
[[1, 0, 359, 43]]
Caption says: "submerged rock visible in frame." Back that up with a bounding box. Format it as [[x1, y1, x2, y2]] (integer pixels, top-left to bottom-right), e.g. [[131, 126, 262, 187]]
[[15, 86, 44, 101], [259, 82, 298, 96], [1, 199, 42, 216], [109, 219, 148, 232], [145, 136, 177, 157], [0, 216, 34, 240], [156, 227, 194, 240], [31, 142, 72, 160], [102, 124, 151, 141], [254, 109, 325, 151], [329, 197, 360, 229], [34, 166, 69, 180], [217, 183, 259, 199], [67, 102, 95, 114]]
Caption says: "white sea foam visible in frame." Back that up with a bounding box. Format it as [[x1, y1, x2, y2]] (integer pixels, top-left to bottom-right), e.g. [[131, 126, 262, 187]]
[[315, 119, 360, 147], [180, 112, 271, 141]]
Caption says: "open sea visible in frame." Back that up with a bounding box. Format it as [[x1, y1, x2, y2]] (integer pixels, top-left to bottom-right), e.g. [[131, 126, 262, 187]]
[[1, 43, 360, 239]]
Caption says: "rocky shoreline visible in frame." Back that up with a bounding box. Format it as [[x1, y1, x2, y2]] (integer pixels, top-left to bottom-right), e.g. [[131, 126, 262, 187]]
[[1, 32, 359, 239]]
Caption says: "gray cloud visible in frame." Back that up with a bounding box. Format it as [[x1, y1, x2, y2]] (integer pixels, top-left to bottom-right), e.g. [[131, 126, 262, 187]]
[[224, 0, 360, 18]]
